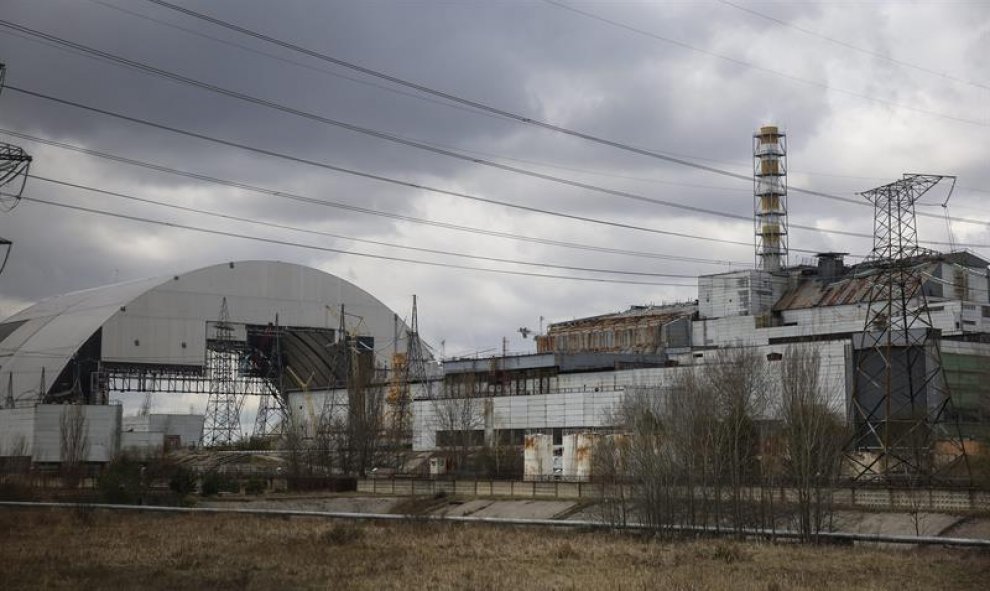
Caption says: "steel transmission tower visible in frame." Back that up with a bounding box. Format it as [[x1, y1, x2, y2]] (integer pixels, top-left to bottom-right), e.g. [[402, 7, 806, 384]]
[[0, 63, 33, 277], [253, 319, 286, 438], [204, 297, 243, 446], [848, 174, 969, 484]]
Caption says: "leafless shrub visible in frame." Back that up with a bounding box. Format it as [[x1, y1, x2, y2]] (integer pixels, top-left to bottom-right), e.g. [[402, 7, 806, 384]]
[[600, 346, 843, 538], [431, 372, 484, 474], [60, 404, 89, 488], [778, 345, 846, 540]]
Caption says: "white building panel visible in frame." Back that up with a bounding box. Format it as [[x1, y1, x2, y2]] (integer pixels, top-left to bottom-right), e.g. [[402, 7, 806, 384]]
[[0, 408, 35, 456], [102, 316, 206, 367], [31, 405, 121, 463], [121, 431, 165, 454], [122, 414, 204, 448]]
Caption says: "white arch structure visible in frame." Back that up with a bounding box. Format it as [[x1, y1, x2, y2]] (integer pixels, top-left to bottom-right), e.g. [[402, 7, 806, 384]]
[[0, 260, 416, 406]]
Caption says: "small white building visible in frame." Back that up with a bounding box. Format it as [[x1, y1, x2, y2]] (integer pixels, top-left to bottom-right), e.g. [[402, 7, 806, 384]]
[[121, 413, 205, 453], [0, 404, 122, 463]]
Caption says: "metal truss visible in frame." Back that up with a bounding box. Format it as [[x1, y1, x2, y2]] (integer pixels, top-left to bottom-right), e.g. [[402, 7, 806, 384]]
[[203, 298, 243, 446], [848, 174, 970, 485], [252, 322, 287, 438], [1, 64, 33, 213]]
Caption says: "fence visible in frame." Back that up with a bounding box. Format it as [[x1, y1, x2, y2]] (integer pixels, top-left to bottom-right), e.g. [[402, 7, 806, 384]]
[[357, 479, 990, 512]]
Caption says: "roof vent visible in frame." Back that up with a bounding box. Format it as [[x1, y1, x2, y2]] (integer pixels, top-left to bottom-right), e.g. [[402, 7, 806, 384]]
[[815, 252, 846, 282]]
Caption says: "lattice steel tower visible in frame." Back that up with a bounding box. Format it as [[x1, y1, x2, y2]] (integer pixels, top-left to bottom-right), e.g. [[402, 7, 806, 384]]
[[0, 63, 33, 277], [204, 297, 242, 446], [253, 319, 286, 438], [753, 125, 787, 272], [848, 174, 969, 484]]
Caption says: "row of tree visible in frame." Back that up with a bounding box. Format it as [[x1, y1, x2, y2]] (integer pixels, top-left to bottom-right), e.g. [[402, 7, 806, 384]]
[[593, 345, 847, 541]]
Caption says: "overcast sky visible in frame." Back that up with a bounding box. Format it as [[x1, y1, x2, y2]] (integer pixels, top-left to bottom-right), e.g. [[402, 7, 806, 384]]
[[1, 0, 988, 360]]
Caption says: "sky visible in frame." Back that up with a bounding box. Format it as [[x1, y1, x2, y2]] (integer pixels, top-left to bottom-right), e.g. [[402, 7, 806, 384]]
[[1, 0, 988, 365]]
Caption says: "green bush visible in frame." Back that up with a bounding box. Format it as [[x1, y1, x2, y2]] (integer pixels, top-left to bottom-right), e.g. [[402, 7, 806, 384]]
[[0, 477, 34, 501], [200, 471, 240, 497], [244, 477, 267, 496], [98, 458, 144, 504], [168, 467, 197, 497]]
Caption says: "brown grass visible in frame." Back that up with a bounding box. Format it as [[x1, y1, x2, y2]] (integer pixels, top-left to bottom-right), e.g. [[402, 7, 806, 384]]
[[0, 508, 988, 590]]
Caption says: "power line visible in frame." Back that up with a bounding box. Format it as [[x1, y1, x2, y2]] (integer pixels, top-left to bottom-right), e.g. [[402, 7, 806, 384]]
[[540, 0, 987, 127], [114, 5, 951, 202], [14, 14, 990, 202], [0, 72, 876, 247], [1, 96, 862, 259], [5, 81, 959, 253], [18, 194, 696, 287], [715, 0, 990, 92], [12, 17, 986, 229], [0, 22, 833, 220], [0, 127, 759, 263], [4, 23, 982, 246], [29, 174, 706, 280], [82, 0, 515, 125]]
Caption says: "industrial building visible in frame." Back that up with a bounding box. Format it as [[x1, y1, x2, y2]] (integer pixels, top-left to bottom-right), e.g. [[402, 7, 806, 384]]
[[0, 260, 427, 466], [412, 128, 990, 481], [121, 413, 205, 454]]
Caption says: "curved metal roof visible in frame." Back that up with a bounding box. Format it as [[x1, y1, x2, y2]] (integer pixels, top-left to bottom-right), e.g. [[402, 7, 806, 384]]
[[0, 260, 414, 406]]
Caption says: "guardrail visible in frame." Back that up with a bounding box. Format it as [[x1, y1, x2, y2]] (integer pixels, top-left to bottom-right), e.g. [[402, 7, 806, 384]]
[[357, 479, 990, 512]]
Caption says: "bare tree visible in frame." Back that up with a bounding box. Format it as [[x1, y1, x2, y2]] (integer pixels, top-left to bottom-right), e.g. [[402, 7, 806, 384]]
[[281, 408, 309, 478], [312, 391, 341, 475], [663, 369, 720, 530], [431, 372, 485, 474], [60, 405, 89, 488], [590, 432, 629, 527], [702, 348, 771, 532], [778, 345, 847, 541], [599, 349, 774, 535]]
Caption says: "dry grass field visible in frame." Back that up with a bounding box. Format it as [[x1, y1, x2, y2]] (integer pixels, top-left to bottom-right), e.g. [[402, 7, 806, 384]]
[[1, 508, 988, 590]]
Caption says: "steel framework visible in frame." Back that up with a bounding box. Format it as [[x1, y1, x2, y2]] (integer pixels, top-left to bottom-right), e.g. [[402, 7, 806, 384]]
[[252, 320, 287, 438], [0, 142, 31, 211], [203, 298, 243, 446], [848, 174, 969, 484], [0, 63, 32, 277], [753, 126, 787, 272]]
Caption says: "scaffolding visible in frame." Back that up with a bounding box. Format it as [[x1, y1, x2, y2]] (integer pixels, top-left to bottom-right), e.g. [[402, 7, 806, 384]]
[[753, 125, 787, 272]]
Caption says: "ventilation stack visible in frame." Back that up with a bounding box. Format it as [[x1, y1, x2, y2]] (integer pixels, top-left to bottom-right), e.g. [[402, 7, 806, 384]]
[[753, 125, 787, 272]]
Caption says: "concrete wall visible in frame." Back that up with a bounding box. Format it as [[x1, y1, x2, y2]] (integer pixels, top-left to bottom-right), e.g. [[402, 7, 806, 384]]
[[31, 405, 121, 463], [122, 413, 204, 448], [412, 339, 850, 451], [121, 430, 165, 454], [0, 408, 34, 456], [698, 270, 786, 320]]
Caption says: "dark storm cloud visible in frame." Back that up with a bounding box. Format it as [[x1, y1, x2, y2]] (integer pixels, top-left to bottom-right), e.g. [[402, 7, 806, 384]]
[[0, 0, 987, 354]]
